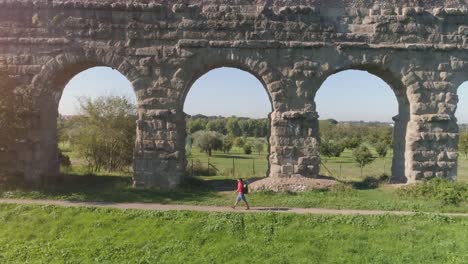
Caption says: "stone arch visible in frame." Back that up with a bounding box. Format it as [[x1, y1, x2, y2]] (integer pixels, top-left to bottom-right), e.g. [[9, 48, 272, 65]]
[[314, 63, 410, 183], [33, 51, 140, 102], [30, 51, 140, 181], [172, 49, 282, 112], [171, 49, 281, 179]]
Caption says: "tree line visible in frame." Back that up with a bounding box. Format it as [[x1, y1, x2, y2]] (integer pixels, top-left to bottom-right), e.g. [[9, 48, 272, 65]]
[[187, 115, 269, 138]]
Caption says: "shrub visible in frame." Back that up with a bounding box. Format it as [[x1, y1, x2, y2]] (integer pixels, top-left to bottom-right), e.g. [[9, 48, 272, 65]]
[[58, 149, 71, 169], [398, 178, 468, 205], [243, 144, 253, 155]]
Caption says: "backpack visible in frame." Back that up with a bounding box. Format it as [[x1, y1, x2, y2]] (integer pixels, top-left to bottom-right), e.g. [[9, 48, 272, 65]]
[[243, 183, 249, 194]]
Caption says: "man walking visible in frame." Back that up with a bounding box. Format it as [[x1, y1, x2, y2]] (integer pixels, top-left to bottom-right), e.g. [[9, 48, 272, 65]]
[[232, 178, 250, 210]]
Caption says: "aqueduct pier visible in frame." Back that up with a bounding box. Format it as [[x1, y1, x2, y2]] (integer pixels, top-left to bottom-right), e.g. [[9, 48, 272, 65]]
[[1, 0, 468, 189]]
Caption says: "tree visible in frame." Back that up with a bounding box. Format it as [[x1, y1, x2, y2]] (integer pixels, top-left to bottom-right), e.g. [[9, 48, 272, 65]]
[[375, 142, 388, 158], [70, 96, 136, 172], [254, 140, 264, 155], [223, 135, 234, 153], [226, 117, 241, 137], [192, 131, 223, 156], [343, 136, 363, 149], [238, 119, 251, 136], [459, 133, 468, 159], [206, 119, 227, 134], [320, 140, 345, 161], [352, 146, 376, 178], [375, 142, 389, 174], [187, 118, 207, 134]]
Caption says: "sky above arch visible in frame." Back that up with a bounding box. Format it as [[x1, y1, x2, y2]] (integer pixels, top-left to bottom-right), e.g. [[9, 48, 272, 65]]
[[59, 67, 468, 124]]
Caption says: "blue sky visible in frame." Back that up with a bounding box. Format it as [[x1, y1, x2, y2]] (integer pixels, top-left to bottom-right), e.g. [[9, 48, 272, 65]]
[[59, 67, 468, 123]]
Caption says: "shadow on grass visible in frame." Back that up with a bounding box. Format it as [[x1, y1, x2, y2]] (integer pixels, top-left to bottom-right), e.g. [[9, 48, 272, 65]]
[[0, 173, 236, 204], [351, 176, 390, 190]]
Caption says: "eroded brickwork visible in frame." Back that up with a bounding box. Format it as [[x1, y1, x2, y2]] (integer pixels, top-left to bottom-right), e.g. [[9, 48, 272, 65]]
[[1, 0, 468, 188]]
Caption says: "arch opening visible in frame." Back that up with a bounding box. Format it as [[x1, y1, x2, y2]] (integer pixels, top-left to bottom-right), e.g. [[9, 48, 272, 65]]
[[315, 69, 409, 183], [455, 81, 468, 183], [47, 66, 137, 179], [182, 67, 273, 183]]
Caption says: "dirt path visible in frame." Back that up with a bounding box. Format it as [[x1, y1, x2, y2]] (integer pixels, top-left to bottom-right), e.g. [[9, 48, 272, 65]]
[[1, 198, 467, 217]]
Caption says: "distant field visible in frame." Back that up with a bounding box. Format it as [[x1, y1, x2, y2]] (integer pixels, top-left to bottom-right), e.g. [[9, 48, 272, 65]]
[[0, 204, 467, 263], [187, 145, 269, 179], [60, 139, 468, 183]]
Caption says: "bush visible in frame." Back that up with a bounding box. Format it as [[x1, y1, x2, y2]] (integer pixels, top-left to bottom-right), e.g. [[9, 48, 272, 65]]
[[58, 149, 71, 169], [243, 144, 253, 155], [69, 96, 136, 172], [398, 178, 468, 205]]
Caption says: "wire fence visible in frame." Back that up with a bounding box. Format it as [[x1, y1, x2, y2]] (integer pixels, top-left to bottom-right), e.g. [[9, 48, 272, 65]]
[[187, 155, 268, 179]]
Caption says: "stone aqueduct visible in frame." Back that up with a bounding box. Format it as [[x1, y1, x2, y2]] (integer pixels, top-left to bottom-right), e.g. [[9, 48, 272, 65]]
[[1, 0, 468, 189]]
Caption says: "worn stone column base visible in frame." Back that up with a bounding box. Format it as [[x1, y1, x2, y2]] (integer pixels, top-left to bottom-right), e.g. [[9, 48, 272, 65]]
[[249, 176, 337, 193]]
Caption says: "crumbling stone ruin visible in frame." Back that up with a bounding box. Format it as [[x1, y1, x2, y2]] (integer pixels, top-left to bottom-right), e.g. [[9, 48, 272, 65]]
[[1, 0, 468, 189]]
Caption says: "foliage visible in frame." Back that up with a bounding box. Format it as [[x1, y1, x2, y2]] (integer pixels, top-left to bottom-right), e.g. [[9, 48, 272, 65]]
[[374, 142, 389, 158], [343, 136, 363, 149], [192, 131, 224, 156], [222, 135, 234, 153], [226, 117, 242, 136], [58, 149, 71, 169], [233, 137, 245, 148], [243, 143, 253, 155], [206, 119, 228, 134], [68, 96, 136, 172], [352, 146, 376, 177], [398, 178, 468, 205], [187, 118, 207, 134], [253, 140, 264, 155], [459, 133, 468, 159], [320, 140, 345, 158], [187, 116, 269, 138], [320, 120, 392, 151]]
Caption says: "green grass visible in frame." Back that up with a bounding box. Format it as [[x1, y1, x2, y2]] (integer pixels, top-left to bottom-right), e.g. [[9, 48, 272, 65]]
[[0, 204, 467, 263], [1, 174, 467, 213]]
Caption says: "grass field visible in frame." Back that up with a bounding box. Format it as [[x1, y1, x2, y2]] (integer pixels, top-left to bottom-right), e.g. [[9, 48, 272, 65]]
[[0, 204, 467, 263]]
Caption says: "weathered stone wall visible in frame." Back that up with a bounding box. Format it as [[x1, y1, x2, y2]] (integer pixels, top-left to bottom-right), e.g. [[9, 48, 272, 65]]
[[1, 0, 468, 188]]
